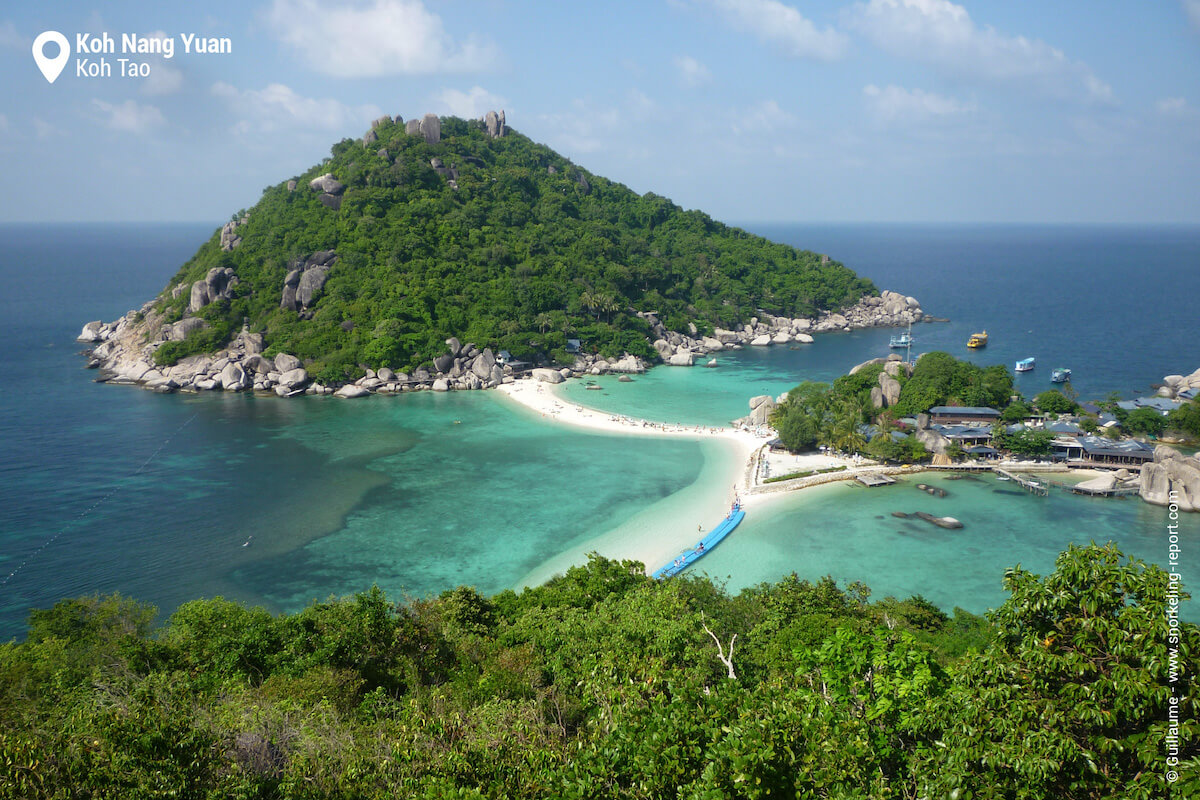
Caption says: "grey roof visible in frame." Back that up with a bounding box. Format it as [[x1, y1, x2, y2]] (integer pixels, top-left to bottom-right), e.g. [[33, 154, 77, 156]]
[[928, 406, 1001, 417], [1117, 400, 1139, 411], [966, 446, 1000, 454], [1180, 388, 1196, 401], [1137, 397, 1180, 413], [1045, 421, 1084, 434], [1077, 436, 1156, 459], [933, 424, 994, 439]]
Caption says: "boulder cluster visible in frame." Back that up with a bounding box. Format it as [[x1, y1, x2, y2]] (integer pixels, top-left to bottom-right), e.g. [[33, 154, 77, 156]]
[[635, 290, 926, 369], [1140, 445, 1200, 512], [1157, 366, 1200, 400], [219, 214, 248, 251], [281, 251, 337, 313]]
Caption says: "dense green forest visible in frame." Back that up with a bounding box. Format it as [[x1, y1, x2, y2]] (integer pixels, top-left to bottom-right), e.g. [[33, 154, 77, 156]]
[[0, 544, 1193, 798], [150, 115, 875, 383]]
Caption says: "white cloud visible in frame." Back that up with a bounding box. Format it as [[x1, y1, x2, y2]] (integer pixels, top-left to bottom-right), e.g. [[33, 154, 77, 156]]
[[699, 0, 847, 60], [1157, 96, 1191, 116], [142, 64, 184, 96], [674, 55, 711, 87], [432, 86, 507, 119], [0, 21, 24, 49], [1186, 0, 1200, 29], [139, 31, 184, 96], [266, 0, 498, 77], [863, 84, 974, 122], [211, 82, 381, 135], [731, 99, 798, 134], [91, 99, 166, 134], [848, 0, 1112, 103]]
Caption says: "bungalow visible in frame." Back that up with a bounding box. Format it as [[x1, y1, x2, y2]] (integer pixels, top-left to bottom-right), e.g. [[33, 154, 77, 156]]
[[932, 424, 994, 447], [928, 406, 1001, 425], [1044, 420, 1084, 437], [1055, 436, 1156, 467]]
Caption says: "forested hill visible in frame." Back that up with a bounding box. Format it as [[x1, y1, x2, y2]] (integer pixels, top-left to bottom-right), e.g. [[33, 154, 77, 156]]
[[148, 112, 874, 383]]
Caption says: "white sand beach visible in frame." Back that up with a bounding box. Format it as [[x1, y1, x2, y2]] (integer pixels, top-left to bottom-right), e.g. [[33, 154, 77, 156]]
[[498, 377, 849, 586]]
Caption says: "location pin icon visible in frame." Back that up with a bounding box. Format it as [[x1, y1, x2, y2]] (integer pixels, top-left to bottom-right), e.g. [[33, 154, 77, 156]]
[[33, 31, 70, 84]]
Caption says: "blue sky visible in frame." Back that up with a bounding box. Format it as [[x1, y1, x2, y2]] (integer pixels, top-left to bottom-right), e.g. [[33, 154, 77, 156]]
[[1, 0, 1198, 223]]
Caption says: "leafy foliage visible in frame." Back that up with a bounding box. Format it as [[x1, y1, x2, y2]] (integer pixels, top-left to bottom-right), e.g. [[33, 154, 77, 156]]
[[1169, 398, 1200, 438], [151, 117, 875, 372], [1, 546, 1188, 798], [891, 352, 1014, 417], [1035, 389, 1079, 415]]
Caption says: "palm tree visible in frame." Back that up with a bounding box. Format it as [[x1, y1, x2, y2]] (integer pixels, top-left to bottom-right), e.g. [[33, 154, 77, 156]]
[[535, 312, 552, 334]]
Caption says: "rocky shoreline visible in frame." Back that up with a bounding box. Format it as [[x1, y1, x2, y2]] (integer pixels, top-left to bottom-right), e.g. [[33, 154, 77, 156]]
[[77, 289, 932, 398]]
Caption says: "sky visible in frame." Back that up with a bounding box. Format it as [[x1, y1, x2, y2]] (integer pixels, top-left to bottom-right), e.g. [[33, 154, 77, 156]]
[[1, 0, 1198, 224]]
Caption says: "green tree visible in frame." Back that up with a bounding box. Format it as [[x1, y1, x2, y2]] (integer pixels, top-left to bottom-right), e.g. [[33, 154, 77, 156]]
[[1034, 389, 1078, 415], [917, 544, 1200, 799]]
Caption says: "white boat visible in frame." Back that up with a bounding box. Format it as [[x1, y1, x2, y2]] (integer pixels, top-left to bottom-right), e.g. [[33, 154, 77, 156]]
[[1051, 367, 1071, 383], [1015, 357, 1035, 372]]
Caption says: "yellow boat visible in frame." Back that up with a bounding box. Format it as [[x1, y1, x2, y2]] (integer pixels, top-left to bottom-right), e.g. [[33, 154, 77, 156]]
[[967, 330, 988, 348]]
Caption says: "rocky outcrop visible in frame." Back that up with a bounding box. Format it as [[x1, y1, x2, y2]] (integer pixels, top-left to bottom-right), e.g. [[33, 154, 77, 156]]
[[735, 395, 777, 428], [813, 290, 924, 332], [913, 413, 951, 456], [281, 251, 337, 311], [484, 109, 507, 138], [871, 372, 902, 409], [189, 267, 238, 313], [418, 113, 441, 144], [309, 174, 345, 195], [1140, 445, 1200, 511], [220, 215, 248, 251], [1158, 367, 1200, 401], [532, 368, 565, 384]]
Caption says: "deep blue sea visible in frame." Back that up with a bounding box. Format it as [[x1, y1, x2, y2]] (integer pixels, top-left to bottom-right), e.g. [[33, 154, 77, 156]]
[[2, 222, 1197, 639]]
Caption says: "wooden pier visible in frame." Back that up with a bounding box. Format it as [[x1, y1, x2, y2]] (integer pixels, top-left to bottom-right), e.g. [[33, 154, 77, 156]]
[[856, 473, 897, 487], [1044, 478, 1141, 497], [995, 468, 1049, 496]]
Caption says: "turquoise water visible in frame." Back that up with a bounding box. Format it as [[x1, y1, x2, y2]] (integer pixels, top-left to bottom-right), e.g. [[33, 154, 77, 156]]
[[3, 223, 1198, 637], [696, 472, 1199, 618]]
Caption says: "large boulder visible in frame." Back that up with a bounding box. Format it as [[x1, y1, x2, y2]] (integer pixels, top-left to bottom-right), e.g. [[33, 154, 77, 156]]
[[277, 368, 309, 390], [484, 109, 507, 138], [419, 113, 441, 144], [668, 350, 695, 366], [168, 317, 207, 341], [1140, 445, 1200, 511], [78, 321, 108, 342], [434, 354, 454, 373], [745, 396, 777, 426], [335, 384, 371, 398], [309, 173, 345, 194], [219, 362, 248, 391], [472, 348, 497, 380], [431, 378, 450, 392], [274, 353, 302, 372], [532, 368, 565, 384], [702, 336, 725, 351], [878, 373, 902, 407], [243, 354, 274, 375], [750, 334, 772, 346], [609, 355, 646, 374], [794, 333, 814, 344], [296, 266, 330, 308], [914, 426, 951, 456]]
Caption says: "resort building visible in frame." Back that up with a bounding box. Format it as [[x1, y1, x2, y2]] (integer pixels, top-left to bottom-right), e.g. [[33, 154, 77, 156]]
[[932, 424, 994, 447], [927, 406, 1002, 425], [1044, 420, 1085, 437], [1053, 436, 1156, 467]]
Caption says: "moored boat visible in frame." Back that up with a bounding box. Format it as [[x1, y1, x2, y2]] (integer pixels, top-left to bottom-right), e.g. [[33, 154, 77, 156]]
[[967, 330, 988, 348], [1015, 357, 1036, 372], [1051, 367, 1071, 383]]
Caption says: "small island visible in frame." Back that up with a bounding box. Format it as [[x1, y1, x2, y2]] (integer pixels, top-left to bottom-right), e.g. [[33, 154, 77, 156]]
[[78, 111, 928, 397]]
